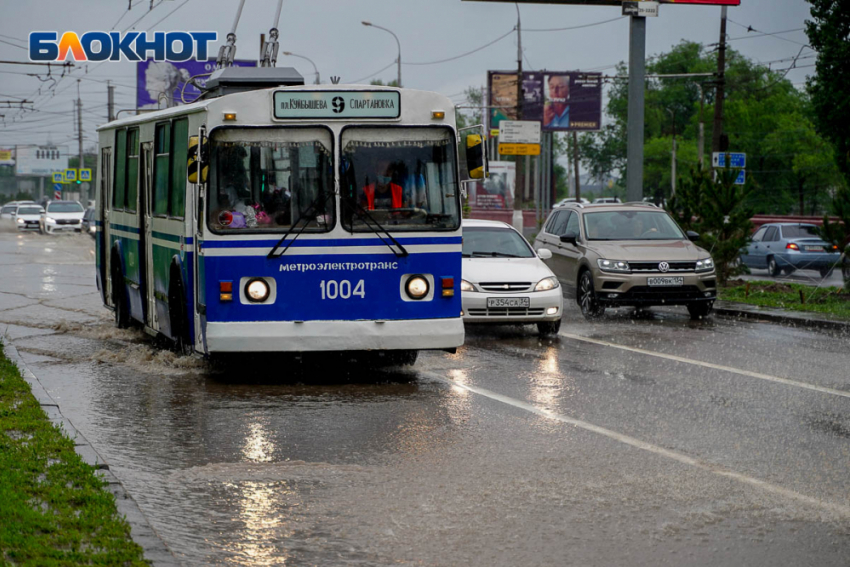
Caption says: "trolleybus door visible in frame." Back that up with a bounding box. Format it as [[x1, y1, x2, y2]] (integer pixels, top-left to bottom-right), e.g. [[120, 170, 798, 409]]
[[99, 148, 113, 305], [139, 142, 155, 328], [192, 127, 207, 353]]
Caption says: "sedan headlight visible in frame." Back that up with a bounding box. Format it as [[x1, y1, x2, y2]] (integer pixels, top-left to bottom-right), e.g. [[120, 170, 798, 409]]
[[245, 278, 270, 303], [534, 276, 559, 292], [597, 259, 630, 273], [695, 257, 715, 272], [460, 279, 475, 292]]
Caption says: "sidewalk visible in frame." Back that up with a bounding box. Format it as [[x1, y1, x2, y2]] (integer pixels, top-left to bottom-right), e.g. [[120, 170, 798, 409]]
[[713, 300, 850, 333]]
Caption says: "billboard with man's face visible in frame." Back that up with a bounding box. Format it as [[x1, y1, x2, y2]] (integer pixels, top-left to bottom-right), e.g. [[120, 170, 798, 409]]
[[488, 71, 602, 132]]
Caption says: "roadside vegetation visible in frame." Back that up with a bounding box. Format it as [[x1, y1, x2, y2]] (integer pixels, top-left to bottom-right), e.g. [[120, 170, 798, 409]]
[[720, 279, 850, 320], [0, 345, 148, 566]]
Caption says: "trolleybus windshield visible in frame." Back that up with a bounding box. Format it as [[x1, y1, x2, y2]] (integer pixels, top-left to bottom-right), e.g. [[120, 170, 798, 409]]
[[207, 128, 334, 233], [340, 127, 460, 232]]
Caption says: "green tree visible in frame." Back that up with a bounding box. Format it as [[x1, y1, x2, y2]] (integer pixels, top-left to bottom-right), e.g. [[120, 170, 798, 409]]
[[763, 114, 842, 215], [806, 0, 850, 180]]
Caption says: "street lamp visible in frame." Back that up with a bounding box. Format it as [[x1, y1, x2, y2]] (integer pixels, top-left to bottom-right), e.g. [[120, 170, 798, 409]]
[[281, 51, 320, 85], [361, 21, 401, 87]]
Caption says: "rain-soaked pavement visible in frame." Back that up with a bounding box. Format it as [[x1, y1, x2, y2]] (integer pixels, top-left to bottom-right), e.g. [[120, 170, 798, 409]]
[[1, 226, 849, 566]]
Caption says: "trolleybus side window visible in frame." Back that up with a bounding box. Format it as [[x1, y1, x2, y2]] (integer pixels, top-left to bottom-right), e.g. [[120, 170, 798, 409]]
[[153, 122, 170, 215], [113, 130, 127, 210], [207, 128, 334, 233], [170, 118, 189, 218], [126, 129, 139, 213], [339, 126, 460, 232]]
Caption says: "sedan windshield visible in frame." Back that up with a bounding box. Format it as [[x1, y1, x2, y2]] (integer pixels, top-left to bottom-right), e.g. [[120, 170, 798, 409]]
[[47, 202, 84, 213], [17, 207, 42, 215], [584, 211, 685, 241], [340, 127, 459, 232], [207, 128, 334, 233], [462, 227, 534, 258]]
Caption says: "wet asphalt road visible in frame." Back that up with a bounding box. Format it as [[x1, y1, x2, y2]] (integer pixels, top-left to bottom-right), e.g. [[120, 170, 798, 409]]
[[1, 227, 849, 566]]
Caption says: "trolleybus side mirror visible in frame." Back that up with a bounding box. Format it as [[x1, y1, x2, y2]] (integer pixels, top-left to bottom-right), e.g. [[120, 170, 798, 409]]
[[466, 133, 486, 180], [187, 136, 209, 184]]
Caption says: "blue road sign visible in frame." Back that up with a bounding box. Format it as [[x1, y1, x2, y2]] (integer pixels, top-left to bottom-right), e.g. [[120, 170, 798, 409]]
[[712, 152, 746, 168], [734, 170, 746, 185], [53, 183, 62, 200]]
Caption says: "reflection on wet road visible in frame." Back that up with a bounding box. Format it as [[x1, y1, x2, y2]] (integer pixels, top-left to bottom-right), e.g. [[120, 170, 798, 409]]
[[2, 231, 850, 566]]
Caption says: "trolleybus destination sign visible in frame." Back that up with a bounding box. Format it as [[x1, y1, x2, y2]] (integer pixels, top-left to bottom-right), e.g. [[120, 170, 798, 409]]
[[273, 91, 401, 120]]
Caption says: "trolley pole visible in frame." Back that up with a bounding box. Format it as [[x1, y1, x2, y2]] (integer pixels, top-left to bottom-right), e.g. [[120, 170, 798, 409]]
[[572, 131, 581, 203], [626, 15, 646, 203]]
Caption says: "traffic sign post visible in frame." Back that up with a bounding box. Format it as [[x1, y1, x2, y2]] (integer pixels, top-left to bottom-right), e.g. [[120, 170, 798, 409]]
[[53, 183, 62, 200], [712, 152, 746, 169], [498, 120, 541, 156]]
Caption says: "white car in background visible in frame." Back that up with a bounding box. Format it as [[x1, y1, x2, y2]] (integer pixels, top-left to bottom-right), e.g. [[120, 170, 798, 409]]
[[0, 204, 18, 222], [14, 205, 44, 232], [39, 200, 85, 234], [461, 219, 563, 336]]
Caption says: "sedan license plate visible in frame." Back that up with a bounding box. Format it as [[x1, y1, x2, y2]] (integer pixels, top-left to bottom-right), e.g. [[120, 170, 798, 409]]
[[804, 246, 824, 252], [647, 277, 684, 287], [487, 297, 530, 308]]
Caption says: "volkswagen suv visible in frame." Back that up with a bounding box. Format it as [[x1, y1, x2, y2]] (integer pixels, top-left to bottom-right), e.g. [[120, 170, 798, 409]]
[[534, 203, 717, 320]]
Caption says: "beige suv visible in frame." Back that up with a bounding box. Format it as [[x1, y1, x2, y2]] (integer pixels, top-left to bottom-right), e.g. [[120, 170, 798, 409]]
[[534, 203, 717, 320]]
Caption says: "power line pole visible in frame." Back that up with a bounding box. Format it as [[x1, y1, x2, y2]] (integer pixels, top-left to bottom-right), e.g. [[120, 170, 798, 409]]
[[711, 6, 728, 153], [77, 80, 85, 204], [513, 4, 524, 232], [572, 131, 581, 203], [107, 81, 115, 122], [626, 14, 647, 203]]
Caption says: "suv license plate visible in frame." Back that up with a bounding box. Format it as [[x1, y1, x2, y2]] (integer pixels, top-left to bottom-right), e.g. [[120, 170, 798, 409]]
[[647, 277, 684, 287], [487, 297, 530, 308]]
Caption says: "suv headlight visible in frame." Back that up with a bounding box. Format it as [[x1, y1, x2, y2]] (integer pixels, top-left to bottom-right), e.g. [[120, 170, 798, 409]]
[[695, 257, 714, 272], [597, 259, 630, 273], [16, 218, 24, 224], [460, 279, 476, 292], [45, 217, 56, 224], [534, 277, 559, 291]]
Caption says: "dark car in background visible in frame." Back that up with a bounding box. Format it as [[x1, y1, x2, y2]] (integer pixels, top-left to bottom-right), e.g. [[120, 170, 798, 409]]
[[740, 223, 841, 278], [81, 207, 96, 237]]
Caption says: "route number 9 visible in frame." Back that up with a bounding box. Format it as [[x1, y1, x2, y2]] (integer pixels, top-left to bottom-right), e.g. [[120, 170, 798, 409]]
[[320, 279, 365, 300]]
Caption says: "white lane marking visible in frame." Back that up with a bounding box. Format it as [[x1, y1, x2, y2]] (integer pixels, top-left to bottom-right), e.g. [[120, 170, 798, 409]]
[[419, 370, 850, 518], [559, 331, 850, 400]]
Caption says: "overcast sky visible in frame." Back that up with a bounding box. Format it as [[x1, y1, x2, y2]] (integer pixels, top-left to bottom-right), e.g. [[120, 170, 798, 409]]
[[0, 0, 814, 151]]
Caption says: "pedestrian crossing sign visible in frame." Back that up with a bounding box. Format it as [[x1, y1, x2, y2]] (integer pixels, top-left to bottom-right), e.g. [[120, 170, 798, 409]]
[[64, 169, 77, 183], [79, 169, 92, 182], [52, 172, 64, 183]]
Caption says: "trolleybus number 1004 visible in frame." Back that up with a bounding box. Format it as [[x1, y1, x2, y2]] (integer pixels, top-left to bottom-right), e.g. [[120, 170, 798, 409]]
[[320, 280, 366, 300]]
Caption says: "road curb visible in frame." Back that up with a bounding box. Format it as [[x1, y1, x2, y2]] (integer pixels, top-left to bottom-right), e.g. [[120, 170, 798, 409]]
[[1, 327, 182, 567], [713, 301, 850, 334]]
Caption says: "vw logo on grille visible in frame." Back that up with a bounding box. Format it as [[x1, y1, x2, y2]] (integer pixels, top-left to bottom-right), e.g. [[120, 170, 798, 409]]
[[658, 262, 670, 272]]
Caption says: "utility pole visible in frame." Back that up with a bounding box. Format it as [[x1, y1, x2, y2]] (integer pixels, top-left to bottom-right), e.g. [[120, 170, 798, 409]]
[[711, 6, 728, 153], [697, 82, 706, 168], [77, 80, 85, 204], [626, 14, 647, 202], [512, 3, 524, 232], [107, 81, 115, 122], [572, 131, 581, 203]]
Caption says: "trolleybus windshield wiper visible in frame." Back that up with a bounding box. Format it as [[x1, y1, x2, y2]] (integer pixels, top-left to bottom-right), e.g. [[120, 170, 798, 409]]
[[340, 197, 409, 259], [267, 191, 333, 259]]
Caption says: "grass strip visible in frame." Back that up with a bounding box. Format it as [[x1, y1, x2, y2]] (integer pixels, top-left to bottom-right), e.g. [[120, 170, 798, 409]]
[[720, 279, 850, 320], [0, 342, 148, 566]]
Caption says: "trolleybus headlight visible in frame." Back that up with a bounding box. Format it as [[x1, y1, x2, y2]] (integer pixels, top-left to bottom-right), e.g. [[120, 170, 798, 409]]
[[405, 275, 430, 300], [245, 278, 270, 303]]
